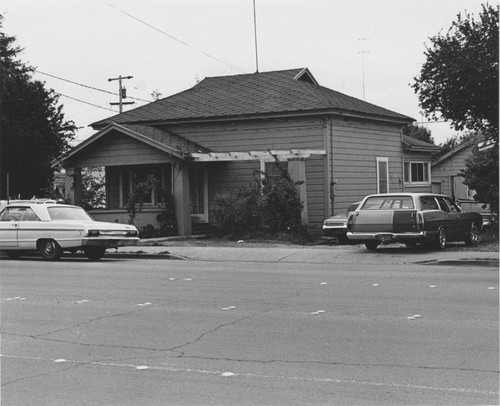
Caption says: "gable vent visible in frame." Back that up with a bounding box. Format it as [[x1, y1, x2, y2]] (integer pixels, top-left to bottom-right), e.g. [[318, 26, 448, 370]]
[[293, 68, 318, 85]]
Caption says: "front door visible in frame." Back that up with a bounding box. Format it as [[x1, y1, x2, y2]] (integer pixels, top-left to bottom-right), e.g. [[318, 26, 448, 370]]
[[189, 168, 208, 223]]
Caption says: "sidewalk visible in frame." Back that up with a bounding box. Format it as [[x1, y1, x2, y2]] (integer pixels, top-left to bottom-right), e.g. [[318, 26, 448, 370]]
[[114, 241, 499, 266]]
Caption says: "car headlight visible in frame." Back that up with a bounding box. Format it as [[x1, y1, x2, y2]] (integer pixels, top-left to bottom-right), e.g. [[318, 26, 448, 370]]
[[126, 230, 138, 237]]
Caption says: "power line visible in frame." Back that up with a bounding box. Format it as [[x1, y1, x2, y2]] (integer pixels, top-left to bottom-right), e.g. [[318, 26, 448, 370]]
[[106, 2, 246, 74], [36, 70, 151, 103], [56, 92, 116, 112]]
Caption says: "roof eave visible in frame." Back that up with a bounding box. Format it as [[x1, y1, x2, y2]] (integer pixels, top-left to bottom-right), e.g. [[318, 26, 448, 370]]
[[403, 143, 441, 153], [92, 108, 413, 130]]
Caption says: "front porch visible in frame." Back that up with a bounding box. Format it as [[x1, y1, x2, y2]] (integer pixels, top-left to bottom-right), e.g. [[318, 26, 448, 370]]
[[54, 122, 325, 237]]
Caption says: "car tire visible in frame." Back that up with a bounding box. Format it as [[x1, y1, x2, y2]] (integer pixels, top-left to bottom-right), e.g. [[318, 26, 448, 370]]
[[365, 241, 379, 250], [39, 240, 62, 261], [84, 247, 106, 261], [433, 227, 447, 250], [464, 223, 479, 246]]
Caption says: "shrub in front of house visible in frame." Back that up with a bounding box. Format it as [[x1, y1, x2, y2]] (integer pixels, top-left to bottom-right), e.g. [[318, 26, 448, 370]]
[[156, 189, 177, 237], [211, 171, 303, 238], [261, 174, 303, 233], [210, 188, 262, 237]]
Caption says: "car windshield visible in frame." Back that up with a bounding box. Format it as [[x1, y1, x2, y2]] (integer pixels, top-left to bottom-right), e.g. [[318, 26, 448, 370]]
[[47, 206, 94, 221], [361, 196, 415, 210]]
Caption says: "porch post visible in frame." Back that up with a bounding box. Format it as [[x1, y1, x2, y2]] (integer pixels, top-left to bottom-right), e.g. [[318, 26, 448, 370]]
[[173, 163, 192, 236], [288, 159, 308, 225], [64, 167, 82, 206]]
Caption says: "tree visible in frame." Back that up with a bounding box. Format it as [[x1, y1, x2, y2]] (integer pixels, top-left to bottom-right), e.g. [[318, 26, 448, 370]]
[[436, 131, 478, 158], [402, 123, 434, 144], [461, 146, 498, 216], [81, 168, 106, 210], [412, 4, 499, 140], [0, 15, 75, 199]]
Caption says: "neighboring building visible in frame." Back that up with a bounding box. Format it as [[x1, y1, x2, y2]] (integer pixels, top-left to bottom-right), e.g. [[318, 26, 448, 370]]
[[431, 141, 487, 214], [402, 135, 441, 192], [55, 68, 434, 236]]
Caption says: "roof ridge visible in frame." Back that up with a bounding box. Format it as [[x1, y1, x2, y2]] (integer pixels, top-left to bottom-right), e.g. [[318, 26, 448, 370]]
[[199, 67, 306, 81]]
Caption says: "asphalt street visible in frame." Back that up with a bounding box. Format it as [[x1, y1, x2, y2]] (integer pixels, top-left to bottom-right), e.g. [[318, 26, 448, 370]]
[[1, 248, 498, 405]]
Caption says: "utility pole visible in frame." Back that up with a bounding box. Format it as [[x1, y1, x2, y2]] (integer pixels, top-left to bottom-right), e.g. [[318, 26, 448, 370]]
[[108, 75, 135, 113]]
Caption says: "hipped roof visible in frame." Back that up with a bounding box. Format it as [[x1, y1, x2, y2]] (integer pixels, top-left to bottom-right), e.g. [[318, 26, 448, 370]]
[[92, 68, 414, 128]]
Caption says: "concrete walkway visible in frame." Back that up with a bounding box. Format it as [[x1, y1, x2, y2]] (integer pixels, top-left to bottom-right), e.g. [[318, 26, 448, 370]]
[[115, 243, 499, 265]]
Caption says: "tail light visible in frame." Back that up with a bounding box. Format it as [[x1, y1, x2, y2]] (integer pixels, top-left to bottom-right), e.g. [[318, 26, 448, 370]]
[[416, 213, 424, 231], [347, 214, 354, 231], [87, 230, 100, 237]]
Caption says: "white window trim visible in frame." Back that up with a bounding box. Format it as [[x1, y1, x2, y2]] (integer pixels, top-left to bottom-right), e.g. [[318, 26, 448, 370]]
[[376, 157, 389, 194], [404, 161, 431, 185]]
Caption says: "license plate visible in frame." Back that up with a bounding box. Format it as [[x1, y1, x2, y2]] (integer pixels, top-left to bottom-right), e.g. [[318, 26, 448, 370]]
[[377, 234, 393, 242]]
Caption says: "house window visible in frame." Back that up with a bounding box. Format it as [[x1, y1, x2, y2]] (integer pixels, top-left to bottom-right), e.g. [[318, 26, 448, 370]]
[[119, 165, 165, 207], [404, 162, 430, 184], [376, 157, 389, 193]]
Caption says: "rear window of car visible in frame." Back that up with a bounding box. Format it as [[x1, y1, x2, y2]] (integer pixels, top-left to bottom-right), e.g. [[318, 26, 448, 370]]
[[47, 207, 93, 221], [347, 203, 359, 212], [361, 196, 415, 210]]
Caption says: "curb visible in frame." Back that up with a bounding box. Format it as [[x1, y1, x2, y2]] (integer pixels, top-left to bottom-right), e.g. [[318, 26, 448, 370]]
[[0, 251, 183, 261]]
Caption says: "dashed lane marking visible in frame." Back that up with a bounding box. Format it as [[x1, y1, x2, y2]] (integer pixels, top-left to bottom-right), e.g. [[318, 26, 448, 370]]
[[1, 353, 497, 397]]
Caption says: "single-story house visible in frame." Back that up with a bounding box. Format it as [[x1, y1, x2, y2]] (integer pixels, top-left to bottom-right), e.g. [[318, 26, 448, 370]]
[[431, 140, 488, 213], [55, 68, 440, 236]]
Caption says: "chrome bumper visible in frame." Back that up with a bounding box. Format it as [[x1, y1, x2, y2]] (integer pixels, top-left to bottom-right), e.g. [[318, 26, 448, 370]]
[[81, 237, 140, 248], [346, 231, 427, 242]]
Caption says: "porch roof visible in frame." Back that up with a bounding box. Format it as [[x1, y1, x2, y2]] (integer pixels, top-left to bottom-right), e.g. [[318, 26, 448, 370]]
[[53, 122, 210, 167]]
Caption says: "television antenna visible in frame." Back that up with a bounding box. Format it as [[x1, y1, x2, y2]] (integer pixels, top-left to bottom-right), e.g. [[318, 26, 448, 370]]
[[358, 38, 370, 100]]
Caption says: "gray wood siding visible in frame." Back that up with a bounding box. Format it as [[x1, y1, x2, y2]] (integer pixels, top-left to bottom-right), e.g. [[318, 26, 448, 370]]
[[166, 119, 328, 227], [305, 157, 326, 229], [330, 120, 404, 215], [66, 131, 173, 168], [432, 146, 473, 192], [169, 119, 325, 152]]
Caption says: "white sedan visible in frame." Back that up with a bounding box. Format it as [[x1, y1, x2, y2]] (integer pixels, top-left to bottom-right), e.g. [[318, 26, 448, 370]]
[[0, 202, 139, 261]]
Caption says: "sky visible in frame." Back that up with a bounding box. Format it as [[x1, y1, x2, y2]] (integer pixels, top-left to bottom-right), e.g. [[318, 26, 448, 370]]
[[1, 0, 491, 146]]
